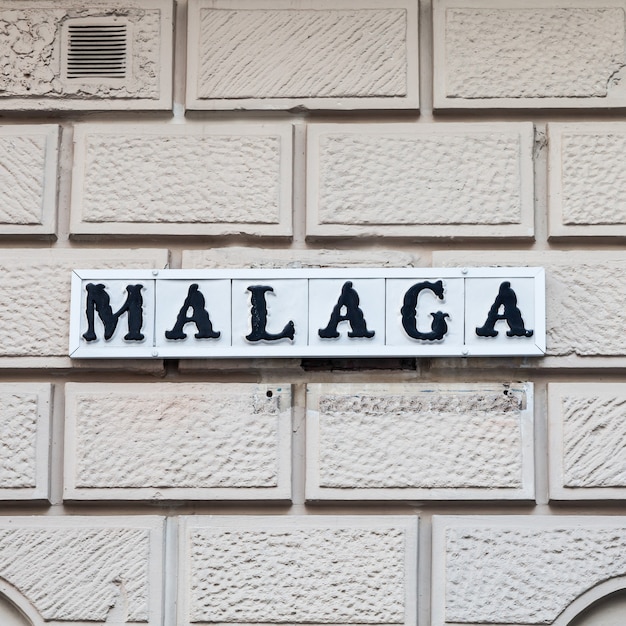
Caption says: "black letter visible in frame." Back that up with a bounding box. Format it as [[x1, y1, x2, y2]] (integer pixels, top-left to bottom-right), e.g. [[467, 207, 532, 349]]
[[401, 280, 449, 341], [165, 284, 220, 340], [246, 285, 295, 342], [83, 283, 144, 342], [318, 281, 375, 339], [476, 281, 533, 338]]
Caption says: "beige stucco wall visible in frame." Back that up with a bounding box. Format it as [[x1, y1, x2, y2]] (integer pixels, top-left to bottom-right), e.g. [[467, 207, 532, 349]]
[[0, 0, 625, 624]]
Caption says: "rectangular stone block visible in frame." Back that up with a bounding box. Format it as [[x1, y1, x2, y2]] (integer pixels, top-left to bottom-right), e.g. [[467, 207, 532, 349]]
[[64, 382, 291, 500], [0, 0, 173, 111], [306, 382, 534, 501], [0, 516, 163, 625], [0, 125, 57, 235], [432, 516, 626, 626], [70, 123, 293, 237], [0, 248, 168, 367], [307, 123, 534, 238], [179, 516, 417, 626], [548, 383, 626, 500], [0, 383, 50, 500], [431, 250, 626, 366], [548, 123, 626, 237], [434, 0, 626, 109], [186, 0, 418, 110], [182, 247, 422, 269]]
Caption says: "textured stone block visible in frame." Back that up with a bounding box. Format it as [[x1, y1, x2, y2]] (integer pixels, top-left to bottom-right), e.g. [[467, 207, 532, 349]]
[[306, 382, 534, 500], [186, 0, 418, 110], [0, 383, 50, 500], [0, 125, 57, 235], [548, 123, 626, 237], [179, 516, 417, 625], [0, 516, 163, 624], [434, 0, 626, 109], [0, 249, 167, 366], [432, 516, 626, 626], [307, 123, 534, 238], [0, 0, 172, 111], [70, 123, 292, 236], [182, 247, 422, 269], [548, 383, 626, 499], [64, 382, 291, 500], [431, 251, 626, 365]]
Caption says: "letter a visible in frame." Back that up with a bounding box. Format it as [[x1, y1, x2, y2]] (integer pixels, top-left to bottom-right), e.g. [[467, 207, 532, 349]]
[[165, 284, 220, 340], [318, 281, 375, 339], [476, 281, 533, 338]]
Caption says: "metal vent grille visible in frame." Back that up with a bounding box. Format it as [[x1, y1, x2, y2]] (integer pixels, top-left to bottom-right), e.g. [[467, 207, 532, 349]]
[[67, 23, 127, 79]]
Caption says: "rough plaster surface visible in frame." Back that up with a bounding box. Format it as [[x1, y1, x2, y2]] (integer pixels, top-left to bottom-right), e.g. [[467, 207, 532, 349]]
[[438, 518, 626, 625], [308, 384, 529, 494], [562, 395, 626, 487], [432, 251, 626, 358], [0, 517, 162, 623], [550, 125, 626, 228], [318, 132, 521, 224], [0, 133, 47, 224], [0, 2, 163, 101], [182, 247, 422, 269], [548, 385, 626, 493], [65, 383, 290, 497], [195, 7, 406, 99], [180, 517, 415, 625], [307, 124, 534, 237], [0, 385, 48, 490], [443, 7, 626, 100], [72, 125, 290, 233], [0, 249, 167, 358]]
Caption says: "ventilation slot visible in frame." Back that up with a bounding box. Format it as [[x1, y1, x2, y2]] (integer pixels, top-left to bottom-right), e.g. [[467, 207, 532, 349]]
[[66, 23, 127, 79]]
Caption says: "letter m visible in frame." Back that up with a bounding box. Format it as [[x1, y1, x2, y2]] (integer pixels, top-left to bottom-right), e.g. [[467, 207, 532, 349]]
[[82, 283, 145, 342]]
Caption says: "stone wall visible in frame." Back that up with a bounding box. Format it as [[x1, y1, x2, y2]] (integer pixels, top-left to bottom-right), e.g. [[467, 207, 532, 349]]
[[0, 0, 625, 624]]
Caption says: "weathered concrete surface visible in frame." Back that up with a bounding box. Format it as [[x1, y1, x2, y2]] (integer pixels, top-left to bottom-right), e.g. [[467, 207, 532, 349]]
[[434, 1, 626, 108], [307, 382, 533, 500], [179, 516, 417, 625], [549, 383, 626, 499], [0, 0, 172, 109], [64, 383, 291, 500], [187, 0, 418, 109], [433, 517, 626, 625], [182, 247, 422, 269], [71, 124, 292, 236], [0, 126, 57, 232], [0, 517, 163, 624], [549, 123, 626, 236], [0, 383, 50, 499], [307, 123, 534, 238]]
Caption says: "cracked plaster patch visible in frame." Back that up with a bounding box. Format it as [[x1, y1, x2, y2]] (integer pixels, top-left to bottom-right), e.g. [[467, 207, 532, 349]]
[[0, 7, 158, 98]]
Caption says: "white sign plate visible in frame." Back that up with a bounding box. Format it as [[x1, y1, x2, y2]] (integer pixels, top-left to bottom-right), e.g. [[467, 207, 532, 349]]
[[69, 268, 545, 359]]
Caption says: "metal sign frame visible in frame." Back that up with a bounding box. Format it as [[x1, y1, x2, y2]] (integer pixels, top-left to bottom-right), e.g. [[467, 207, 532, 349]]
[[69, 267, 546, 358]]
